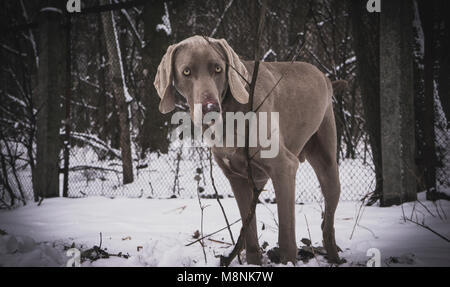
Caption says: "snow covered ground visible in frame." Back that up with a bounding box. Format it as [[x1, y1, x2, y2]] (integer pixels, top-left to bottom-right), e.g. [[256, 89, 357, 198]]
[[0, 191, 449, 267]]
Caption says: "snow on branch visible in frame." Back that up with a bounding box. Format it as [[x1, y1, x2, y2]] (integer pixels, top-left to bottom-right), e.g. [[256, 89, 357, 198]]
[[262, 49, 277, 62], [19, 0, 38, 68], [0, 44, 27, 57], [110, 10, 133, 104], [113, 0, 145, 49], [39, 7, 63, 14], [71, 132, 121, 160], [413, 0, 424, 58], [156, 2, 172, 36]]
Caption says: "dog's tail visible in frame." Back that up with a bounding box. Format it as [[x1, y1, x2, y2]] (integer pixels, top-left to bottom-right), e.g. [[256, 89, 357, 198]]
[[331, 80, 348, 94]]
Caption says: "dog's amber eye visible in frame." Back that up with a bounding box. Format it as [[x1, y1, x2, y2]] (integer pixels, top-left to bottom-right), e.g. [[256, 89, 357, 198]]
[[183, 68, 191, 76], [215, 66, 222, 73]]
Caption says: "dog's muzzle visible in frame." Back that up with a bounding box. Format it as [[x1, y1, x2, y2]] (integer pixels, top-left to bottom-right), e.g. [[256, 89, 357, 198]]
[[202, 100, 220, 115]]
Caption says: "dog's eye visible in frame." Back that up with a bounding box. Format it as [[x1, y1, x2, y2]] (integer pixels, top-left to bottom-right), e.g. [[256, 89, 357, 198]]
[[183, 68, 191, 76], [215, 66, 222, 73]]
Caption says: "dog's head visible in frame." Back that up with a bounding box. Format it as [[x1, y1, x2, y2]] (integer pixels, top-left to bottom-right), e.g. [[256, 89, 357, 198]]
[[154, 36, 249, 126]]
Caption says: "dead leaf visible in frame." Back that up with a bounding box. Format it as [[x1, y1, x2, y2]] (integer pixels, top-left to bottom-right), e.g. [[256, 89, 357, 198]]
[[301, 238, 311, 246], [192, 230, 200, 239]]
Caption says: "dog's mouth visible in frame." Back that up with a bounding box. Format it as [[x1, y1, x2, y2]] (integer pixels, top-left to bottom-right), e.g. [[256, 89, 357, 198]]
[[202, 114, 223, 128], [203, 118, 215, 127], [192, 101, 222, 128], [201, 100, 222, 127]]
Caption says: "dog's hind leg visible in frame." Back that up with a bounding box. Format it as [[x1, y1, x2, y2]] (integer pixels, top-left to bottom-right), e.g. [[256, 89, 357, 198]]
[[304, 105, 341, 263]]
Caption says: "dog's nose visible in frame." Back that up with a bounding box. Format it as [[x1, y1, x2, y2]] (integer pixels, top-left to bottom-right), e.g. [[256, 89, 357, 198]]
[[202, 100, 220, 115]]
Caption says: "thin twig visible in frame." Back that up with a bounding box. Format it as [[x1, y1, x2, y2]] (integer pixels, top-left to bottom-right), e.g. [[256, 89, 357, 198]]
[[219, 0, 268, 267], [349, 196, 367, 240], [210, 0, 235, 38], [409, 201, 417, 220], [437, 200, 447, 220], [433, 201, 444, 220], [416, 198, 436, 218], [195, 180, 208, 264], [208, 238, 232, 246], [202, 36, 251, 86], [356, 223, 378, 239], [262, 199, 279, 228], [186, 219, 241, 246], [405, 218, 450, 243], [209, 148, 236, 245], [304, 214, 320, 266], [208, 148, 241, 264], [254, 39, 305, 113], [401, 202, 407, 223]]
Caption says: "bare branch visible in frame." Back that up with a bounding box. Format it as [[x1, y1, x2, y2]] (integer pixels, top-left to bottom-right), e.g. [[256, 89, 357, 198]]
[[220, 0, 268, 267], [209, 148, 236, 246], [186, 219, 241, 247], [405, 218, 450, 243], [210, 0, 235, 38]]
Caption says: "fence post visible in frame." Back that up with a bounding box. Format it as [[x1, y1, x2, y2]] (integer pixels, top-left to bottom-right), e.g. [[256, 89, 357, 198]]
[[380, 0, 417, 206], [34, 4, 66, 198]]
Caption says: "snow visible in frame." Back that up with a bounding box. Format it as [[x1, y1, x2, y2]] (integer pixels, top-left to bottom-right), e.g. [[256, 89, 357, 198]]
[[39, 7, 63, 14], [0, 234, 66, 267], [335, 56, 356, 72], [0, 192, 449, 267], [262, 49, 277, 62], [111, 10, 133, 104], [156, 2, 172, 36], [413, 0, 424, 56], [120, 8, 145, 49]]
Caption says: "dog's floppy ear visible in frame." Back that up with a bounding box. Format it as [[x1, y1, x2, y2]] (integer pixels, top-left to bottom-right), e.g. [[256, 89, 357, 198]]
[[217, 39, 249, 104], [154, 44, 179, 114]]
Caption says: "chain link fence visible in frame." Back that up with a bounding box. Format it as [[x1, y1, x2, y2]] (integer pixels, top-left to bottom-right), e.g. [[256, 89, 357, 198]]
[[435, 97, 450, 194], [1, 1, 448, 207]]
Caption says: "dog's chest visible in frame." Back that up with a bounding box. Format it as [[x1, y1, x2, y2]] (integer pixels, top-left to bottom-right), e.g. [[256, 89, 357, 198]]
[[212, 146, 268, 181]]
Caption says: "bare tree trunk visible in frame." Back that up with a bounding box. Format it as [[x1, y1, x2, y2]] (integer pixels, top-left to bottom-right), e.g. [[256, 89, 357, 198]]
[[139, 0, 171, 156], [101, 1, 134, 184], [350, 0, 382, 204], [380, 0, 417, 206], [34, 3, 66, 198], [412, 0, 427, 194], [96, 15, 109, 143], [418, 0, 438, 198], [63, 18, 71, 198]]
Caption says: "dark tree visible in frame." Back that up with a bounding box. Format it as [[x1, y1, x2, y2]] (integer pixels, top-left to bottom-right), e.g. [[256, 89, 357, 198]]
[[139, 0, 171, 156], [101, 0, 134, 184], [350, 0, 382, 203], [34, 1, 66, 198]]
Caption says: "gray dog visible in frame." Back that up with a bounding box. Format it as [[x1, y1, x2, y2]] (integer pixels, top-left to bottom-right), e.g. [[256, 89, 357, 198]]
[[154, 36, 344, 265]]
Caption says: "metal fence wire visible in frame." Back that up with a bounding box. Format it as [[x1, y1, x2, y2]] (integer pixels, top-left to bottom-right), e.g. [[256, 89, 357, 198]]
[[0, 1, 448, 207]]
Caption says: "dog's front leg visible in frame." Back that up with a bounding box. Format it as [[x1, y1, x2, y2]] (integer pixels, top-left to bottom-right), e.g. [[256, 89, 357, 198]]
[[263, 149, 299, 265], [227, 175, 263, 265]]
